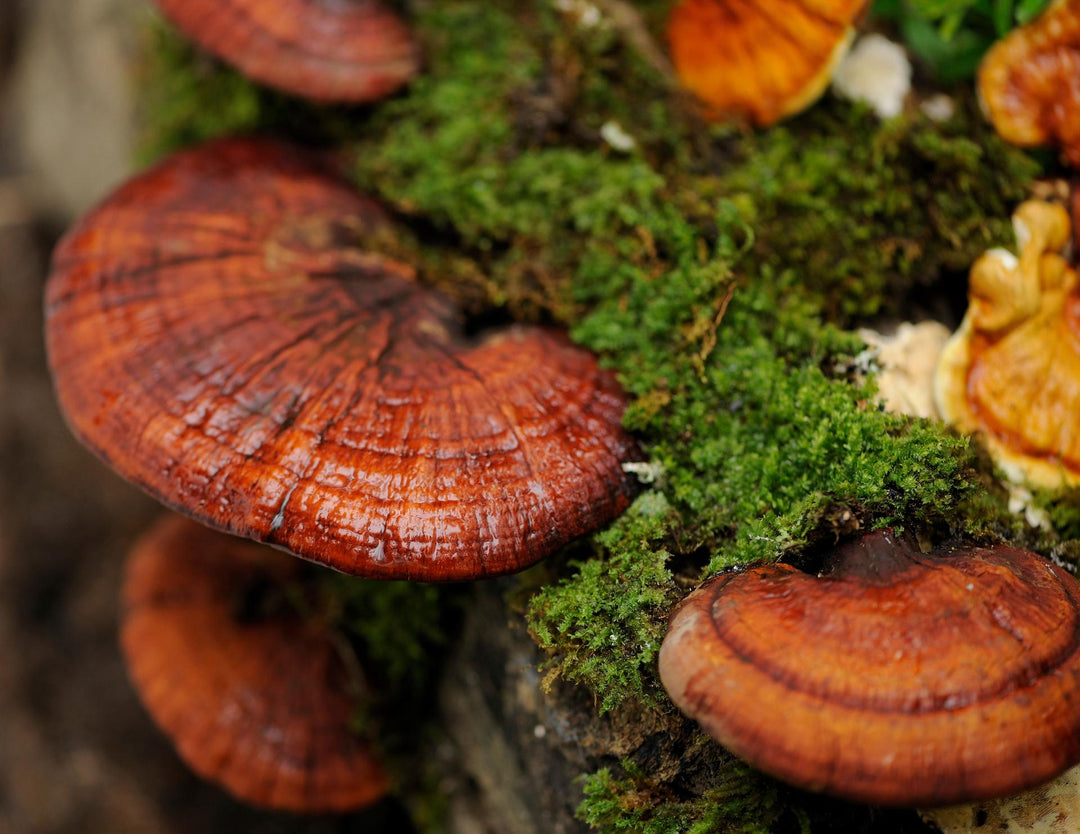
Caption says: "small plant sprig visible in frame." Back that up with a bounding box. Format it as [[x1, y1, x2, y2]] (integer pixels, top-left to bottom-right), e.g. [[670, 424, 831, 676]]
[[873, 0, 1055, 79]]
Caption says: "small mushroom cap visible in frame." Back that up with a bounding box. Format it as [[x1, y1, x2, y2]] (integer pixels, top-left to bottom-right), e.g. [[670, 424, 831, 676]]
[[121, 514, 389, 812], [935, 199, 1080, 488], [153, 0, 421, 104], [45, 136, 639, 580], [658, 530, 1080, 806], [978, 0, 1080, 166], [666, 0, 869, 127]]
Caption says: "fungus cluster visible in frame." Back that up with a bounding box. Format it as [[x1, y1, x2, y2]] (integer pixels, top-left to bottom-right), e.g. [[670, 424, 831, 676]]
[[46, 0, 1080, 824], [44, 130, 643, 806], [931, 0, 1080, 490], [659, 530, 1080, 806]]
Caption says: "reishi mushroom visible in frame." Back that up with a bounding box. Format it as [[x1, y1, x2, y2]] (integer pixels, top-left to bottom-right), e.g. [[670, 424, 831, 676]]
[[121, 514, 389, 812], [658, 529, 1080, 806], [935, 199, 1080, 487], [978, 0, 1080, 166], [45, 136, 640, 580], [666, 0, 870, 127], [153, 0, 421, 104]]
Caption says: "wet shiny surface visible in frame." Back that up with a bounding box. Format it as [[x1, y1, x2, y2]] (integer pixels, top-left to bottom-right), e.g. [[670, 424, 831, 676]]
[[659, 530, 1080, 806], [45, 137, 639, 580]]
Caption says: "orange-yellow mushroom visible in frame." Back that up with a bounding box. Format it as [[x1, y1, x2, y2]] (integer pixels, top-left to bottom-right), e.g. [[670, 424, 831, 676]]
[[936, 199, 1080, 487], [666, 0, 869, 126], [978, 0, 1080, 166]]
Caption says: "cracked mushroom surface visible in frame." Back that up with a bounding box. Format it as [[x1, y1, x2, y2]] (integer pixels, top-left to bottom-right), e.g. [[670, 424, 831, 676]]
[[978, 0, 1080, 167], [45, 136, 640, 580], [121, 514, 389, 813], [658, 529, 1080, 806], [666, 0, 870, 126], [153, 0, 421, 103], [935, 199, 1080, 487]]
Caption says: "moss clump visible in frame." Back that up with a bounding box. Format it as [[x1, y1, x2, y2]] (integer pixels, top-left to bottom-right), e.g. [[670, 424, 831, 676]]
[[578, 761, 793, 834], [316, 574, 462, 831], [574, 213, 979, 553], [1028, 487, 1080, 544], [347, 1, 676, 317], [348, 4, 542, 243], [578, 758, 940, 834], [529, 492, 682, 713], [714, 100, 1040, 323], [321, 576, 457, 699]]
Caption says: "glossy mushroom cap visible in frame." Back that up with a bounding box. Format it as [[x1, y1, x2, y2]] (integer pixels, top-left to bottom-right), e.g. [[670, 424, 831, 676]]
[[153, 0, 421, 104], [659, 530, 1080, 806], [45, 136, 640, 580], [978, 0, 1080, 166], [666, 0, 870, 127], [936, 199, 1080, 488], [121, 515, 389, 812]]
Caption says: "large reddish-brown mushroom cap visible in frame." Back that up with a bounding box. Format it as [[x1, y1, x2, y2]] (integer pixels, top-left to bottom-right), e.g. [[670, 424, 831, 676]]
[[978, 0, 1080, 166], [121, 514, 389, 812], [667, 0, 870, 127], [153, 0, 421, 104], [659, 530, 1080, 806], [45, 136, 639, 580]]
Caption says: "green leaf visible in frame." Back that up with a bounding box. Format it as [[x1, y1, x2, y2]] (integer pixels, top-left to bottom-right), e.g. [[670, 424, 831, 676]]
[[992, 0, 1015, 35], [1015, 0, 1054, 22]]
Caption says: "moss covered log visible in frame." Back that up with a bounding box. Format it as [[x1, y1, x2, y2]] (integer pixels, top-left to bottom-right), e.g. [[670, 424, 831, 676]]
[[136, 1, 1069, 830]]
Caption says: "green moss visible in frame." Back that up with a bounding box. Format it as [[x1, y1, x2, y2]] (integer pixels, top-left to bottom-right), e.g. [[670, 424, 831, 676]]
[[348, 3, 675, 260], [578, 758, 939, 834], [715, 100, 1040, 322], [578, 762, 794, 834], [136, 23, 368, 163], [321, 576, 457, 699], [315, 574, 462, 823], [1027, 487, 1080, 544], [348, 4, 539, 241], [528, 492, 681, 712]]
